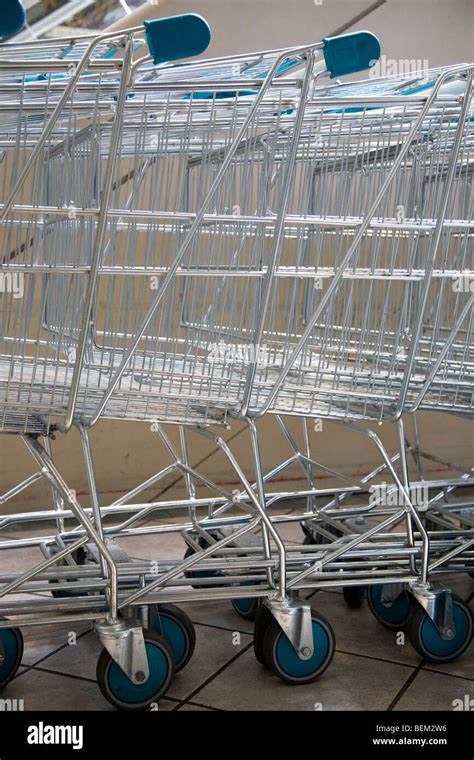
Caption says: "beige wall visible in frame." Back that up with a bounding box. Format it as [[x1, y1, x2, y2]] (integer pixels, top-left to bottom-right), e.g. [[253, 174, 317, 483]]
[[109, 0, 474, 66], [1, 411, 472, 512], [0, 0, 472, 512]]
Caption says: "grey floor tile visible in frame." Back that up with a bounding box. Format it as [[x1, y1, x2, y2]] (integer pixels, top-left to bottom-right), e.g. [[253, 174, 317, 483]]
[[142, 699, 178, 712], [443, 574, 473, 601], [273, 521, 306, 545], [167, 624, 252, 700], [181, 600, 255, 634], [116, 530, 188, 562], [7, 666, 180, 711], [33, 623, 252, 702], [31, 630, 102, 679], [311, 591, 421, 666], [177, 702, 215, 711], [194, 649, 411, 711], [21, 622, 91, 666], [5, 667, 111, 710], [5, 525, 61, 541], [423, 649, 474, 681], [394, 669, 474, 711], [0, 546, 46, 574]]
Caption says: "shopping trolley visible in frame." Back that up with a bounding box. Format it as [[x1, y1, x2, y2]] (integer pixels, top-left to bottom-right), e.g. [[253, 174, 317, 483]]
[[0, 16, 387, 706], [288, 64, 474, 643], [173, 61, 474, 667]]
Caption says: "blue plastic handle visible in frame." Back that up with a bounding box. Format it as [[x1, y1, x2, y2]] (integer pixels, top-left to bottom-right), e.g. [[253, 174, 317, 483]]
[[322, 31, 381, 78], [1, 0, 25, 38], [144, 14, 211, 65]]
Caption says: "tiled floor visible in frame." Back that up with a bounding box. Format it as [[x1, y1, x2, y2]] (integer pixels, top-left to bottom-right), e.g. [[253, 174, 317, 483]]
[[3, 539, 473, 711]]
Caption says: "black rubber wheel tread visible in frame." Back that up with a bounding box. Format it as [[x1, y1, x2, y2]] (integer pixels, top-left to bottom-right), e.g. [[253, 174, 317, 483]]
[[253, 603, 274, 665], [342, 585, 366, 609]]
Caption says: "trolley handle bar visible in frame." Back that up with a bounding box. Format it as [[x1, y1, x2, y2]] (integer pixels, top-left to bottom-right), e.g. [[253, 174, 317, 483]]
[[144, 14, 212, 65], [144, 20, 379, 77], [1, 6, 380, 81], [1, 0, 25, 38], [322, 31, 380, 78]]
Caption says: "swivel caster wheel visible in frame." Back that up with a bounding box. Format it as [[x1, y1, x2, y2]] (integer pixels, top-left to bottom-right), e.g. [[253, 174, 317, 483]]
[[149, 604, 195, 672], [407, 595, 473, 663], [96, 630, 174, 710], [262, 610, 335, 684], [0, 622, 23, 689], [367, 584, 411, 630]]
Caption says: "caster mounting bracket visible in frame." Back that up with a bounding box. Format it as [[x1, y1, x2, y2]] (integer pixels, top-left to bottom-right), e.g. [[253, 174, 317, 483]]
[[95, 619, 149, 684], [410, 582, 455, 640], [264, 595, 313, 660]]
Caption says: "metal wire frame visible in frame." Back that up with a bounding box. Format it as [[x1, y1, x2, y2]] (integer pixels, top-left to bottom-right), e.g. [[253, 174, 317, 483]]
[[0, 71, 472, 624], [0, 412, 472, 632], [0, 32, 355, 638], [0, 32, 471, 647], [0, 31, 329, 434], [1, 61, 472, 434]]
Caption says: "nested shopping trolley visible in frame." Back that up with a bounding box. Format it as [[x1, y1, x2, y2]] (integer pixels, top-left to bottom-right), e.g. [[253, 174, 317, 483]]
[[176, 61, 474, 664], [290, 65, 474, 642], [0, 15, 397, 707]]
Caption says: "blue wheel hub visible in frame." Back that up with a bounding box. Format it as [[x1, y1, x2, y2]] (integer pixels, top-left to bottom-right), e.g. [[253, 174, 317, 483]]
[[275, 620, 330, 678], [0, 629, 20, 683], [234, 597, 255, 614], [371, 584, 410, 624], [233, 581, 257, 613], [1, 1, 25, 38], [160, 616, 187, 668], [107, 641, 169, 705], [420, 603, 471, 658]]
